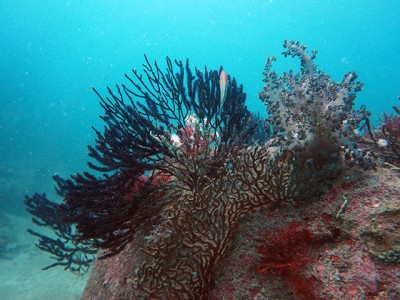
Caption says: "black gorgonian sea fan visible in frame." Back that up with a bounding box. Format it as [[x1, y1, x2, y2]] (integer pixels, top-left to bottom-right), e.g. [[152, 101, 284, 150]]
[[25, 55, 263, 272]]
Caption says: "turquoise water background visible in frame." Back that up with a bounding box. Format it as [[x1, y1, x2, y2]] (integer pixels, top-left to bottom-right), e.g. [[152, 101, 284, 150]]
[[1, 0, 399, 213]]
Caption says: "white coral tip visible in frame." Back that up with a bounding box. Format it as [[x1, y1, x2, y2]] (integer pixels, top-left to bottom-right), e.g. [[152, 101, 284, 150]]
[[377, 138, 388, 148], [171, 134, 182, 147]]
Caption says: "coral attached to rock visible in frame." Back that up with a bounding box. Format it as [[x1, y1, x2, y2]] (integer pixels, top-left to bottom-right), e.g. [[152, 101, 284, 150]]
[[25, 42, 400, 299]]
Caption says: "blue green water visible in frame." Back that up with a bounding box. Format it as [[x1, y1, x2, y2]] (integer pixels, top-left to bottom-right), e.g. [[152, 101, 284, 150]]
[[0, 0, 399, 214]]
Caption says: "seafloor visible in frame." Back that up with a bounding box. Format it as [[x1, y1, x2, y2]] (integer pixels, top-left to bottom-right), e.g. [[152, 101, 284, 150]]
[[0, 213, 88, 299]]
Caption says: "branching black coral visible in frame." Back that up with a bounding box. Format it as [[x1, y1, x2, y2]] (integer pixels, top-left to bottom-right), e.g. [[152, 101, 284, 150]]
[[25, 55, 261, 273], [90, 55, 257, 174], [25, 193, 96, 273]]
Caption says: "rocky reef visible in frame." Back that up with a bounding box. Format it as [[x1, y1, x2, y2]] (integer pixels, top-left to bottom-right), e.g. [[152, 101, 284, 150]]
[[25, 41, 400, 299], [208, 165, 400, 299]]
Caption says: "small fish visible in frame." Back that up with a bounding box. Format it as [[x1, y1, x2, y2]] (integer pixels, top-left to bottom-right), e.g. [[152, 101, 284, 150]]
[[219, 70, 228, 108]]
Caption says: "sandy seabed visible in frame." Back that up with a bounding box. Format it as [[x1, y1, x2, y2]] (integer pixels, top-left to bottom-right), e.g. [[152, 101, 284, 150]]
[[0, 213, 89, 300]]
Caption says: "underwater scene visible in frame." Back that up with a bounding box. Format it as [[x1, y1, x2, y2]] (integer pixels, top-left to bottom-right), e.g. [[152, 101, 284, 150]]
[[1, 1, 400, 299]]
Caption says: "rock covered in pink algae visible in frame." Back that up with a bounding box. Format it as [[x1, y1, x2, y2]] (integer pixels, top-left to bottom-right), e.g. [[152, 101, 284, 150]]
[[209, 166, 400, 299], [81, 231, 147, 300], [82, 166, 400, 299]]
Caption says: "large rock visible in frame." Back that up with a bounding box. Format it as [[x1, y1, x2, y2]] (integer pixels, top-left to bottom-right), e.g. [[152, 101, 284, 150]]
[[82, 166, 400, 299]]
